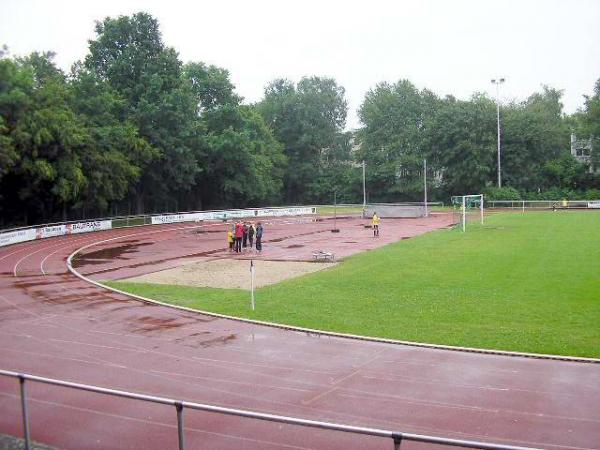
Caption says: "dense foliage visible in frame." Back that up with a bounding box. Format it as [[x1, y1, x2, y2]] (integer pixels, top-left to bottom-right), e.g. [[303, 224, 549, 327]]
[[1, 12, 598, 227]]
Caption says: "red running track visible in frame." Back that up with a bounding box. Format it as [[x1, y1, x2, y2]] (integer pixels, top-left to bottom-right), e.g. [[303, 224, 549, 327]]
[[0, 214, 599, 450]]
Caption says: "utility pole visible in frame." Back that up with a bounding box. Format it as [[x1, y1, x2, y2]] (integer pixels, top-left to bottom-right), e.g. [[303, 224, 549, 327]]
[[362, 160, 366, 208], [491, 78, 505, 188]]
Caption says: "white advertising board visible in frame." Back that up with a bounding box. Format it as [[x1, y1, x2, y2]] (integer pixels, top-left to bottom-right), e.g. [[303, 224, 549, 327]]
[[587, 201, 600, 209], [151, 207, 316, 225], [0, 228, 37, 247], [68, 220, 112, 234], [257, 207, 315, 217], [151, 214, 187, 225], [36, 225, 68, 239]]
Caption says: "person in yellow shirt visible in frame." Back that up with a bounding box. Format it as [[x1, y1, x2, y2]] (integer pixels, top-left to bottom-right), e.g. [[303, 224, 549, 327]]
[[227, 227, 234, 252], [372, 212, 380, 237]]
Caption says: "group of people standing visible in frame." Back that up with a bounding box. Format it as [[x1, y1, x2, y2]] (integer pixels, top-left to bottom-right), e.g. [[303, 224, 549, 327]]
[[227, 221, 264, 253]]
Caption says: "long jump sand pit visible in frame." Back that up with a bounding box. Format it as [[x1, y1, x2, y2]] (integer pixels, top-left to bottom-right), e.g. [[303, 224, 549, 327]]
[[121, 258, 337, 290]]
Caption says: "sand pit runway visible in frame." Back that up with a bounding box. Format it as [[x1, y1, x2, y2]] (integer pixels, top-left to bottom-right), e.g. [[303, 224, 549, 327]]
[[122, 258, 337, 290]]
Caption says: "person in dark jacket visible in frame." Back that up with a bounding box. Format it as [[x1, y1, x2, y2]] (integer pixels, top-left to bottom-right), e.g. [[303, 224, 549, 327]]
[[255, 222, 263, 252], [248, 222, 255, 249]]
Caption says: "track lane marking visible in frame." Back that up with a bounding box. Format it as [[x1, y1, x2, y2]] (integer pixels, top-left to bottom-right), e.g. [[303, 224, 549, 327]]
[[0, 392, 311, 450]]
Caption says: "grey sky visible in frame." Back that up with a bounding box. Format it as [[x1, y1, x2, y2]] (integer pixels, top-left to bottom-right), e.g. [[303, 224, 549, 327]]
[[1, 0, 599, 129]]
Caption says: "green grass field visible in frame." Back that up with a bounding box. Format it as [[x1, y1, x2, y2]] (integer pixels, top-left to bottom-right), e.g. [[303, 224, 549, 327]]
[[106, 212, 600, 358]]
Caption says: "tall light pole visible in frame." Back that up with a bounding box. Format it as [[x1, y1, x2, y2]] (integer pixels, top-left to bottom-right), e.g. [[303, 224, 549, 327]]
[[423, 159, 428, 218], [491, 78, 505, 188], [362, 160, 366, 208]]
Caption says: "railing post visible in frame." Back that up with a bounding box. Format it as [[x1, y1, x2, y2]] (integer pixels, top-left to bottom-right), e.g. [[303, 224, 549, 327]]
[[392, 432, 403, 449], [18, 375, 31, 450], [175, 401, 185, 450]]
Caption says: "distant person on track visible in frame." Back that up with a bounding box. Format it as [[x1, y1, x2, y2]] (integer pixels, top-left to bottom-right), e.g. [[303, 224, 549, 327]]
[[255, 222, 263, 252], [234, 221, 244, 253], [372, 212, 380, 237], [248, 222, 255, 249], [227, 226, 234, 252]]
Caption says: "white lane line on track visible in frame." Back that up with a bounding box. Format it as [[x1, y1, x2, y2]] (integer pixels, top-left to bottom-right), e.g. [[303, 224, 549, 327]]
[[301, 349, 386, 406], [0, 347, 127, 369], [379, 358, 520, 374], [191, 355, 339, 376], [12, 234, 95, 277], [40, 246, 71, 275], [361, 373, 510, 392], [5, 314, 595, 450], [8, 220, 199, 277], [47, 338, 151, 353], [5, 323, 594, 420], [5, 387, 589, 450], [0, 240, 50, 262], [0, 294, 42, 317], [150, 369, 312, 394], [0, 393, 312, 450], [337, 389, 600, 424]]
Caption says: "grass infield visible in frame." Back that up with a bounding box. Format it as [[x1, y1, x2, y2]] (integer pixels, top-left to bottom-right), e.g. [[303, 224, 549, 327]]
[[106, 212, 600, 358]]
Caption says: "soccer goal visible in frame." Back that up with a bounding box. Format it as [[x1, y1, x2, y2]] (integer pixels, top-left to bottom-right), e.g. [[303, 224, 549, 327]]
[[451, 194, 484, 232]]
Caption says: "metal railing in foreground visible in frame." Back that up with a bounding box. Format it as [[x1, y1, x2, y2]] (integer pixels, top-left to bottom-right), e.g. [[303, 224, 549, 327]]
[[0, 370, 538, 450]]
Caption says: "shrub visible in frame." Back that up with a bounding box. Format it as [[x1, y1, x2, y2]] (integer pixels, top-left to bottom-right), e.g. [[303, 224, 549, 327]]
[[484, 186, 521, 200]]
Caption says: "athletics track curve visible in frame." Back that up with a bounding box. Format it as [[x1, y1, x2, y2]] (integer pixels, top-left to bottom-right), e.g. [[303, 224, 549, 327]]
[[0, 215, 599, 450]]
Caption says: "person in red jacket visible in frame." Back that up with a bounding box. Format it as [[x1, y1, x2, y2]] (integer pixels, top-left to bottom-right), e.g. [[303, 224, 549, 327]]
[[234, 221, 244, 253]]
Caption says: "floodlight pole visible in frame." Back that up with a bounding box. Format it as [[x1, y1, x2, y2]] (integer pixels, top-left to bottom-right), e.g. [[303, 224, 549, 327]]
[[362, 160, 366, 209], [423, 159, 428, 217], [491, 78, 505, 188], [332, 190, 339, 232]]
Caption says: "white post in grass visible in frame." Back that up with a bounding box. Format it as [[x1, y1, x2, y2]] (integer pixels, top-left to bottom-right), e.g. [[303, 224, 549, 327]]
[[423, 159, 428, 218], [250, 260, 255, 311], [462, 196, 466, 232]]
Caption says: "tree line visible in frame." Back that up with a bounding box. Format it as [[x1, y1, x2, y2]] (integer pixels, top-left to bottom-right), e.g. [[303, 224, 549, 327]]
[[1, 12, 599, 227]]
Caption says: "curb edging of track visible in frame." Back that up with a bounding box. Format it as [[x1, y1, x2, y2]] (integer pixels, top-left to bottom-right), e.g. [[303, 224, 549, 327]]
[[66, 229, 600, 365]]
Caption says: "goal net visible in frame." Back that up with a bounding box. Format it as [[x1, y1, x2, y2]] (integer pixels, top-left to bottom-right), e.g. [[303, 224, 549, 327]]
[[451, 194, 484, 232]]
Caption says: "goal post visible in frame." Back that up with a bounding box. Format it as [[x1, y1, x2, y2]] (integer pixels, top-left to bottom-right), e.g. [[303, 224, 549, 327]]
[[451, 194, 484, 232]]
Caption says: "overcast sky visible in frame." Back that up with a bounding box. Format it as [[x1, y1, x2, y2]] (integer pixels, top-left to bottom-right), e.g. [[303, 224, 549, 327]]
[[1, 0, 599, 129]]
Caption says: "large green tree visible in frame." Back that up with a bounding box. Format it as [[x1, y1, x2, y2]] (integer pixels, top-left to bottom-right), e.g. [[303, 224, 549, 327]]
[[183, 62, 285, 209], [579, 78, 600, 170], [426, 94, 497, 196], [357, 80, 440, 201], [69, 64, 155, 216], [84, 12, 198, 212], [0, 52, 88, 223], [258, 76, 347, 204], [502, 87, 570, 191]]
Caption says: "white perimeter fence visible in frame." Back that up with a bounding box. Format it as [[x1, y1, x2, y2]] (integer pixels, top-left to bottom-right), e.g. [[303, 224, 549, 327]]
[[0, 202, 446, 248], [487, 200, 600, 210], [0, 206, 316, 248]]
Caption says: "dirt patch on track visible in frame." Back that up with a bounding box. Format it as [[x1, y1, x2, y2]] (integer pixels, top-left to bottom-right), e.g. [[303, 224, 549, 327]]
[[118, 258, 336, 290]]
